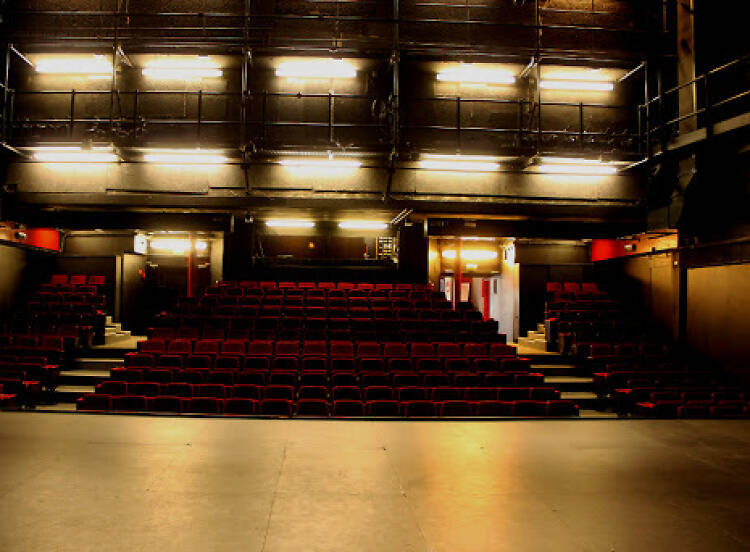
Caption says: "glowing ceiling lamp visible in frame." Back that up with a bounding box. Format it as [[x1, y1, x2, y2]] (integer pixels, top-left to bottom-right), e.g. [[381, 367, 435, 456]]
[[142, 56, 222, 79], [437, 64, 515, 85], [338, 221, 388, 230], [441, 249, 498, 261], [143, 149, 228, 164], [280, 158, 362, 169], [275, 59, 357, 79], [265, 219, 315, 228], [194, 240, 208, 252], [420, 154, 500, 172], [149, 238, 191, 255], [32, 146, 119, 163], [536, 157, 617, 175], [540, 69, 614, 91], [35, 55, 113, 79]]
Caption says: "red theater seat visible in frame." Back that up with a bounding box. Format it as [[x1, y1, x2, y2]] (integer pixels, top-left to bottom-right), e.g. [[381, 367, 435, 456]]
[[402, 400, 437, 417], [260, 399, 293, 416], [76, 393, 111, 411], [296, 399, 329, 417], [366, 400, 400, 416], [475, 401, 514, 416], [440, 400, 473, 417], [224, 398, 257, 415], [150, 396, 186, 413], [333, 400, 364, 416], [187, 397, 223, 414]]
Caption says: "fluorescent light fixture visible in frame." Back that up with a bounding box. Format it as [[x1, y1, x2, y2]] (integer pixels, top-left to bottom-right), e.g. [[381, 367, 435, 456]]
[[437, 64, 515, 85], [338, 221, 388, 230], [32, 146, 118, 163], [441, 249, 498, 261], [143, 149, 228, 164], [142, 56, 222, 79], [465, 263, 479, 270], [461, 236, 496, 241], [280, 158, 362, 169], [536, 158, 617, 175], [34, 55, 113, 79], [265, 219, 315, 228], [275, 59, 356, 79], [540, 69, 614, 91], [420, 154, 499, 172], [149, 238, 191, 255]]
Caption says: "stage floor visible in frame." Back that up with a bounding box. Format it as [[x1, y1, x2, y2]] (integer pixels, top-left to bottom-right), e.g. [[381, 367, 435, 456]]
[[1, 413, 749, 551]]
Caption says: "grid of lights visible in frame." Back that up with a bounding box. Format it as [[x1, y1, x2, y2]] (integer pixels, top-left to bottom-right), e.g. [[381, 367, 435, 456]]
[[536, 157, 618, 175], [420, 154, 500, 172], [34, 55, 113, 79], [338, 221, 388, 230], [31, 146, 119, 163], [437, 64, 515, 85], [143, 149, 228, 164], [265, 219, 315, 228], [142, 56, 222, 80], [276, 59, 357, 79]]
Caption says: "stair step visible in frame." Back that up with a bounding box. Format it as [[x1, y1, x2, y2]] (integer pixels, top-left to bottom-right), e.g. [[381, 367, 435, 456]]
[[59, 369, 111, 386], [55, 384, 96, 402], [545, 375, 593, 391], [537, 323, 546, 333], [73, 358, 122, 371], [560, 391, 601, 408]]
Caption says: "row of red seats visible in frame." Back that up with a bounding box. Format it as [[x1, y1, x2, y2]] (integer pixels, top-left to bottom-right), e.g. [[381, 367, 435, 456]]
[[111, 366, 542, 387], [595, 370, 718, 395], [77, 395, 578, 417], [173, 306, 476, 321], [94, 382, 559, 401], [0, 383, 17, 408], [134, 339, 516, 358], [614, 388, 747, 412], [49, 274, 105, 287], [1, 325, 89, 351], [635, 398, 750, 418], [215, 281, 433, 291], [202, 288, 437, 299]]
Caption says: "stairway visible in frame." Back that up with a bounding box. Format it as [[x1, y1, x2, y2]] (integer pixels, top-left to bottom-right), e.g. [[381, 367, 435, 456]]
[[45, 318, 143, 411], [516, 323, 548, 351], [520, 323, 614, 416]]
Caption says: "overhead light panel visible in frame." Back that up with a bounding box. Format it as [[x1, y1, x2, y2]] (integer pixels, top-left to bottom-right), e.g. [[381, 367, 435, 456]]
[[280, 158, 362, 169], [420, 154, 500, 172], [437, 64, 515, 85], [540, 69, 614, 91], [442, 249, 498, 261], [34, 55, 113, 79], [142, 56, 222, 80], [143, 149, 228, 164], [149, 238, 191, 255], [338, 221, 388, 230], [275, 59, 357, 79], [536, 157, 617, 175], [265, 219, 315, 229], [31, 146, 119, 163]]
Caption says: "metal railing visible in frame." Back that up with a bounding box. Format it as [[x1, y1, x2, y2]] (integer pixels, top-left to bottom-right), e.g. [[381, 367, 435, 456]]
[[639, 55, 750, 155], [5, 88, 641, 156]]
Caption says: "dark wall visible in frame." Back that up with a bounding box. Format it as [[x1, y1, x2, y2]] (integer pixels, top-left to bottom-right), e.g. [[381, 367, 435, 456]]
[[517, 241, 592, 334], [63, 233, 135, 256], [0, 241, 56, 322], [595, 238, 750, 381], [398, 223, 428, 284]]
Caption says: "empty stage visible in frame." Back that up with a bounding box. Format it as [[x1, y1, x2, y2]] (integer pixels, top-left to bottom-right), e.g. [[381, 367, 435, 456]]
[[1, 413, 750, 551]]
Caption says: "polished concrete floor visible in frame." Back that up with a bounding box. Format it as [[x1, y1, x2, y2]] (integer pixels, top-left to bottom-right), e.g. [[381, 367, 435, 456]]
[[1, 413, 750, 551]]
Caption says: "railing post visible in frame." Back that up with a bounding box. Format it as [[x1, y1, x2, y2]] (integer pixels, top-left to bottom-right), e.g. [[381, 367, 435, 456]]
[[456, 96, 461, 152], [517, 100, 523, 149], [132, 89, 139, 138], [197, 89, 202, 144], [328, 91, 334, 144], [69, 89, 76, 138], [704, 73, 712, 140], [2, 44, 9, 143], [579, 101, 584, 150]]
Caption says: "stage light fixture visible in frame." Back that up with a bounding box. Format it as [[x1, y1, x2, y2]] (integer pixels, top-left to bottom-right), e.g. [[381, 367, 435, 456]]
[[265, 219, 316, 228], [32, 146, 119, 163], [540, 69, 614, 91], [535, 158, 617, 175], [441, 249, 498, 261], [338, 221, 388, 230], [34, 55, 113, 79], [143, 149, 228, 164], [275, 59, 357, 79], [142, 56, 222, 79], [420, 155, 500, 172], [437, 64, 515, 85]]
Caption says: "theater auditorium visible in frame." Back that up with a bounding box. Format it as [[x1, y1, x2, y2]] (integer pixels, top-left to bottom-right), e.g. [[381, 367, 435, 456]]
[[1, 1, 749, 550]]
